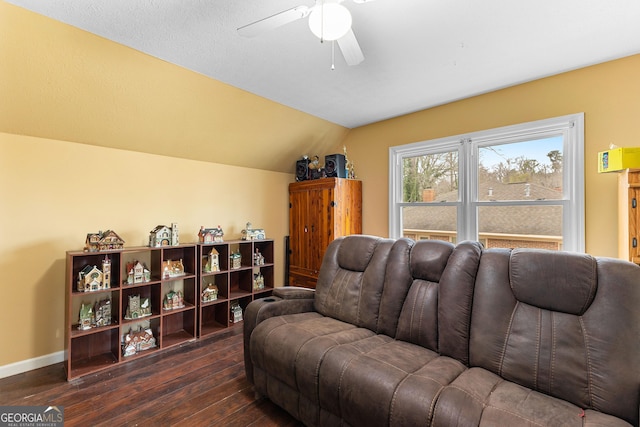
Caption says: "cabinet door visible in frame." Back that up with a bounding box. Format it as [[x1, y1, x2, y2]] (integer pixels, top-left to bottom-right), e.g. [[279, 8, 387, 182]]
[[289, 188, 310, 275], [288, 178, 361, 288], [630, 186, 640, 263], [308, 184, 335, 274], [619, 170, 640, 265], [289, 180, 334, 287]]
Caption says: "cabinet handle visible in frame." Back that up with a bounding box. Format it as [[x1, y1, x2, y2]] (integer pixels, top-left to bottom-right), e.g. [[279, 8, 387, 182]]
[[633, 198, 637, 209], [633, 237, 637, 248], [330, 201, 336, 207]]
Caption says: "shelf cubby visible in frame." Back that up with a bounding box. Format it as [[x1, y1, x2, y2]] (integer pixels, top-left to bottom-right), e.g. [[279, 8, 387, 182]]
[[197, 239, 274, 339]]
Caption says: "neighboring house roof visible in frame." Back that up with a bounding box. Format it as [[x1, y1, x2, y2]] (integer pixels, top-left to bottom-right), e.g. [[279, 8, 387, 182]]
[[403, 181, 562, 236]]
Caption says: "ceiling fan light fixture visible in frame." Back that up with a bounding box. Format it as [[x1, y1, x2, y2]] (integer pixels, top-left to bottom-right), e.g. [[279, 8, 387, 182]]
[[308, 3, 352, 41]]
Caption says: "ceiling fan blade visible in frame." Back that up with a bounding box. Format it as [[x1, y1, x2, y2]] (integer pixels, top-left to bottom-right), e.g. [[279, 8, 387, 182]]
[[238, 6, 310, 38], [337, 29, 364, 66]]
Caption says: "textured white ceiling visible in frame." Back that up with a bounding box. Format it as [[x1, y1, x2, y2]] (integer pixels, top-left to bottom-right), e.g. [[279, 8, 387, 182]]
[[6, 0, 640, 128]]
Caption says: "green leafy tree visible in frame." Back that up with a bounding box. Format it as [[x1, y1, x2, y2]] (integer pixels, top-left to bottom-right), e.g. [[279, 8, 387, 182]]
[[403, 152, 457, 202]]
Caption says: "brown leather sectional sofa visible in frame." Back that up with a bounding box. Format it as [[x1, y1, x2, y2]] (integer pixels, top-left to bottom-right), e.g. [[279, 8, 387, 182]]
[[243, 235, 640, 426]]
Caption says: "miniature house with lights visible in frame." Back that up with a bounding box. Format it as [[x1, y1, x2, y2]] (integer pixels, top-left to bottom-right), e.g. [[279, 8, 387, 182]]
[[162, 259, 185, 279]]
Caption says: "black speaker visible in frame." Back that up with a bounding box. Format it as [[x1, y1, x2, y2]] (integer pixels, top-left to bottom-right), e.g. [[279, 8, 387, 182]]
[[324, 154, 346, 178], [296, 158, 310, 181]]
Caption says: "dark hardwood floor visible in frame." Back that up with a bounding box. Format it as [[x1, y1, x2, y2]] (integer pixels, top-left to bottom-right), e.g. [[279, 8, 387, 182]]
[[0, 325, 302, 426]]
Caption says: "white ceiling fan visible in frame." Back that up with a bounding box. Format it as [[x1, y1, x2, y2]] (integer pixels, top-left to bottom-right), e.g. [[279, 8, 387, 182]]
[[238, 0, 375, 67]]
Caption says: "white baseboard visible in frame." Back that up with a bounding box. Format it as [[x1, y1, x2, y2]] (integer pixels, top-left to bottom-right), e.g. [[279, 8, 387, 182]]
[[0, 351, 65, 379]]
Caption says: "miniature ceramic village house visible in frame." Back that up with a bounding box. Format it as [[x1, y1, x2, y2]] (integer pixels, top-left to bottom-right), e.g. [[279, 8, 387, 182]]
[[198, 225, 224, 243], [78, 298, 111, 330], [94, 299, 111, 327], [230, 302, 243, 323], [122, 326, 156, 357], [201, 284, 218, 302], [149, 223, 179, 247], [125, 261, 151, 285], [254, 249, 265, 266], [230, 251, 242, 269], [84, 230, 125, 252], [78, 303, 94, 330], [253, 272, 264, 291], [203, 249, 220, 273], [241, 222, 266, 240], [162, 259, 185, 279], [77, 256, 111, 292], [125, 295, 152, 320], [163, 290, 184, 310]]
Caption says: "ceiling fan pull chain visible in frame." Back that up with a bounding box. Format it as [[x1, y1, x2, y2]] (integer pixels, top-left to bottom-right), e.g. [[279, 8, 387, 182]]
[[331, 40, 336, 70], [320, 0, 325, 43]]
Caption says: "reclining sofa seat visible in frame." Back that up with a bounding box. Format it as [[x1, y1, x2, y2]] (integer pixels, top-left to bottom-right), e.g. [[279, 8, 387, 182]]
[[247, 235, 398, 423], [432, 248, 640, 426], [316, 238, 482, 426], [245, 235, 483, 426]]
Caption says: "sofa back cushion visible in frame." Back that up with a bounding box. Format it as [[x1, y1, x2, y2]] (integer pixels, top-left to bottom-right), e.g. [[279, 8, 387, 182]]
[[469, 248, 640, 425], [396, 241, 482, 360], [437, 240, 483, 364], [314, 235, 395, 331], [396, 240, 482, 364], [395, 240, 454, 350]]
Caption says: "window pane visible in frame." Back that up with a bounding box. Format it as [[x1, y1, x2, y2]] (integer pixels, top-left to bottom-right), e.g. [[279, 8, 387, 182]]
[[402, 152, 458, 202], [402, 206, 457, 243], [479, 137, 563, 202], [478, 205, 563, 250]]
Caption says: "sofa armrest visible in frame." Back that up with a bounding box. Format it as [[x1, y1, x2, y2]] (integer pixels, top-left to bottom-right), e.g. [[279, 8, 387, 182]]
[[273, 286, 316, 300], [243, 292, 316, 384]]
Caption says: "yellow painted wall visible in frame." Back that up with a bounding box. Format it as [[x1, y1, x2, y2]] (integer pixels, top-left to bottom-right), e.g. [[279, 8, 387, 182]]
[[0, 2, 349, 174], [0, 132, 291, 367], [344, 54, 640, 258], [0, 2, 341, 368]]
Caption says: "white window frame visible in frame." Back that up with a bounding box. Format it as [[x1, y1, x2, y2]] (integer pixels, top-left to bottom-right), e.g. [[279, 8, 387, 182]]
[[389, 113, 585, 252]]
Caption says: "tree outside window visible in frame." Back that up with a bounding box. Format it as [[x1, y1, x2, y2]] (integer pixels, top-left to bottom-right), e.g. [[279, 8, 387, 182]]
[[389, 114, 584, 252]]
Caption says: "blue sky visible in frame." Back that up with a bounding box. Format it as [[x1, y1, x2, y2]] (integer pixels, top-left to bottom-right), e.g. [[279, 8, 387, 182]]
[[479, 135, 563, 169]]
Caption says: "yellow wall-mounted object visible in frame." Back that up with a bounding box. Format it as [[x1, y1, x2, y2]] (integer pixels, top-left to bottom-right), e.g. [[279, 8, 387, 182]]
[[598, 147, 640, 173]]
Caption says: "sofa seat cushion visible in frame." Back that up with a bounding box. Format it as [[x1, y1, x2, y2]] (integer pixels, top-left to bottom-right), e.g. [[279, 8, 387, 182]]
[[250, 312, 376, 399], [318, 335, 467, 426], [432, 367, 632, 427]]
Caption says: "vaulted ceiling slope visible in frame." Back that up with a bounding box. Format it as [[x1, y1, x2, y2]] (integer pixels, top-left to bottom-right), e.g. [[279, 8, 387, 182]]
[[6, 0, 640, 129]]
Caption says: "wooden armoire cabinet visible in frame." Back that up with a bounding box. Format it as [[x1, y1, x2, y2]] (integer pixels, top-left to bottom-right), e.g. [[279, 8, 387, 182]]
[[289, 178, 362, 288], [618, 169, 640, 264]]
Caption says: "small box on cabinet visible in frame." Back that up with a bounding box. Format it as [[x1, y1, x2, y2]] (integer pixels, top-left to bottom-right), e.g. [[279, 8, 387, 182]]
[[598, 147, 640, 173]]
